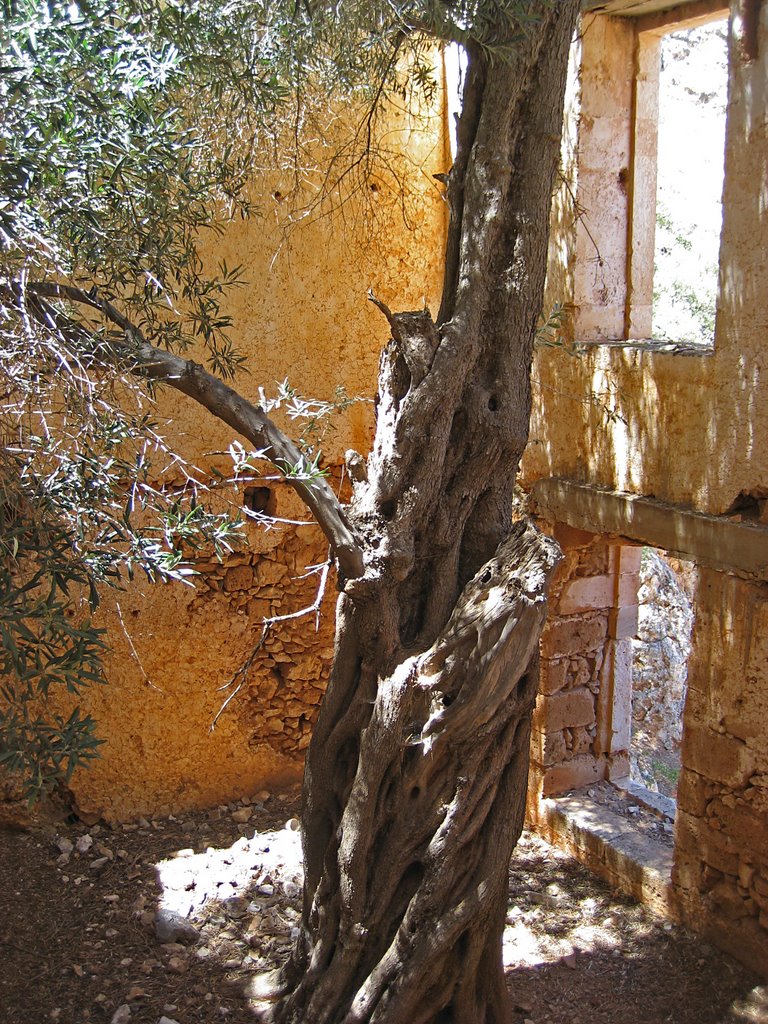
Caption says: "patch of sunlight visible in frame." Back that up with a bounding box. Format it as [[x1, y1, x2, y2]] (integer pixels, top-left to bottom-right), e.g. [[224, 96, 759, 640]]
[[590, 358, 631, 487], [570, 923, 621, 950], [154, 823, 303, 919], [729, 985, 768, 1022], [502, 919, 552, 968]]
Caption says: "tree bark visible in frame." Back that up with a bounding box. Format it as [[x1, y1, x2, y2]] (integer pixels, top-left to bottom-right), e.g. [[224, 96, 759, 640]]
[[267, 4, 581, 1021]]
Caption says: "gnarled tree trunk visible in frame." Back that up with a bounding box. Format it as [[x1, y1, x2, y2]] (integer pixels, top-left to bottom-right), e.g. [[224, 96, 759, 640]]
[[267, 4, 581, 1021]]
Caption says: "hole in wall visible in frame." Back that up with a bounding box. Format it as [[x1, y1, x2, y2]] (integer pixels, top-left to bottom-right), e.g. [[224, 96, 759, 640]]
[[243, 485, 274, 517], [380, 499, 396, 521]]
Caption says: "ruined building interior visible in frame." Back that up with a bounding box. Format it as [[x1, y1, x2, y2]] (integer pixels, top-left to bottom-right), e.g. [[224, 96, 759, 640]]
[[9, 0, 767, 980]]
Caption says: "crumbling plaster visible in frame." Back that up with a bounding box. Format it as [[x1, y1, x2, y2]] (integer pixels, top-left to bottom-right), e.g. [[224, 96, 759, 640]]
[[524, 0, 768, 976], [43, 94, 449, 821]]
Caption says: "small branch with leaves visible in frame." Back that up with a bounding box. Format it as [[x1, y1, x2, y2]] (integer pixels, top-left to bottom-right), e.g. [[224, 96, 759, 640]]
[[1, 279, 365, 581]]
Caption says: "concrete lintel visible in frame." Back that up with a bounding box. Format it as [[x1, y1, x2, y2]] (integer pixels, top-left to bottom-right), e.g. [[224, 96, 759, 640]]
[[531, 478, 768, 581]]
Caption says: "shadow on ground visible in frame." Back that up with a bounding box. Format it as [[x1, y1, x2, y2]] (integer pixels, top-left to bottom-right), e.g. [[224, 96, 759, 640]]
[[0, 796, 763, 1024]]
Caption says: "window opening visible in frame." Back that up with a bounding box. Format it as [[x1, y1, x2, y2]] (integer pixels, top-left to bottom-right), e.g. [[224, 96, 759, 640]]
[[651, 20, 728, 346]]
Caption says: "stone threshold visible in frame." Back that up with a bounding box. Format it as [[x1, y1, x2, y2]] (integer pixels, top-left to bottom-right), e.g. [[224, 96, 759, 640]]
[[534, 789, 674, 917], [612, 776, 677, 820]]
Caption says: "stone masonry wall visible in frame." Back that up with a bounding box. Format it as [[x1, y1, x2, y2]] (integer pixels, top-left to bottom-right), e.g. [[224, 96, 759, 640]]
[[673, 568, 768, 975], [528, 522, 640, 811], [189, 524, 335, 760], [32, 480, 339, 822]]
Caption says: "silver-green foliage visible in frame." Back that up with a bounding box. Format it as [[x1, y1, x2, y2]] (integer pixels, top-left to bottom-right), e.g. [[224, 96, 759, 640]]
[[0, 0, 554, 798]]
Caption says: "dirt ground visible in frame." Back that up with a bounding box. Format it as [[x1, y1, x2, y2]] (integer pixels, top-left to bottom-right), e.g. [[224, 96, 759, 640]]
[[1, 792, 765, 1024]]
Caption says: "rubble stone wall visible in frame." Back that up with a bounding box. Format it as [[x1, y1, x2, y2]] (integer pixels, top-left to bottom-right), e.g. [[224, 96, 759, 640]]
[[673, 568, 768, 974], [40, 482, 339, 822], [528, 523, 640, 812]]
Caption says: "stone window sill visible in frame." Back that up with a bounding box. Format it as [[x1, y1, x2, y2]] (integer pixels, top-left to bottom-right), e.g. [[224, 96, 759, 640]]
[[576, 338, 714, 356]]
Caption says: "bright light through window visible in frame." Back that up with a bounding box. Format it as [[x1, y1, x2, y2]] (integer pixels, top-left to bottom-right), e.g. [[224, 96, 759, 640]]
[[653, 20, 728, 346]]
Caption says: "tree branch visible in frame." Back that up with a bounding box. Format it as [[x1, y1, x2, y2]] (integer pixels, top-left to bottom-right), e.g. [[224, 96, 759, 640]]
[[4, 280, 365, 580]]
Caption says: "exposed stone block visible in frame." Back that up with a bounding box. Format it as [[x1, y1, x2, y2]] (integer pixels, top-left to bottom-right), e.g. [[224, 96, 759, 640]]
[[539, 687, 596, 732], [609, 603, 639, 640], [708, 798, 768, 855], [539, 658, 568, 695], [594, 639, 633, 755], [254, 560, 289, 585], [672, 856, 703, 896], [223, 564, 254, 592], [558, 575, 615, 614], [246, 597, 272, 619], [569, 657, 592, 688], [530, 727, 568, 767], [677, 768, 712, 818], [683, 721, 756, 788], [540, 614, 607, 659], [618, 572, 640, 605], [708, 879, 756, 921], [617, 544, 643, 574], [542, 754, 606, 796], [571, 725, 593, 756], [552, 522, 595, 550], [576, 544, 614, 577], [676, 809, 741, 877], [606, 753, 630, 781]]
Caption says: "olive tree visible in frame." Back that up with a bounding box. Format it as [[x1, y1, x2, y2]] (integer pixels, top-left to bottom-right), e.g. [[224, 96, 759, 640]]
[[1, 1, 580, 1020]]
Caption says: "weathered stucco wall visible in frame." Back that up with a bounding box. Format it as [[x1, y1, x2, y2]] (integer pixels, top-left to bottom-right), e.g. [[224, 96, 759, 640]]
[[64, 489, 336, 821], [37, 90, 449, 822]]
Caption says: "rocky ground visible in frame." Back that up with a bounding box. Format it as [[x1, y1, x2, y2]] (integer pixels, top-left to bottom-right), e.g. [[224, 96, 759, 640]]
[[1, 792, 766, 1024]]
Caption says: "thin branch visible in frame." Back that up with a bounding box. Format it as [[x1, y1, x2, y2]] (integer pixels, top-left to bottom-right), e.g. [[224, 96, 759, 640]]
[[3, 280, 365, 581], [210, 621, 270, 730], [115, 601, 165, 693], [558, 170, 604, 266]]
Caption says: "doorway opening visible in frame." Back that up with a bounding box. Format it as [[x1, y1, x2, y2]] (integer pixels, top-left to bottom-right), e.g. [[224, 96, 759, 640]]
[[630, 548, 697, 807]]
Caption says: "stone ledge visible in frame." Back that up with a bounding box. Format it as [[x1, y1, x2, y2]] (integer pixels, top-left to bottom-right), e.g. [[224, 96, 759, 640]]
[[531, 478, 768, 581], [613, 776, 677, 820], [534, 792, 674, 916]]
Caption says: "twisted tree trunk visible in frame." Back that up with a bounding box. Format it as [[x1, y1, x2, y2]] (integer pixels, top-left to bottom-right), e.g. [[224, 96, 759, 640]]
[[267, 5, 581, 1021]]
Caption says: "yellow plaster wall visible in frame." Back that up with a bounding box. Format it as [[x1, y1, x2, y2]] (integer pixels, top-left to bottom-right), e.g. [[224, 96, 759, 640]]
[[41, 88, 450, 821]]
